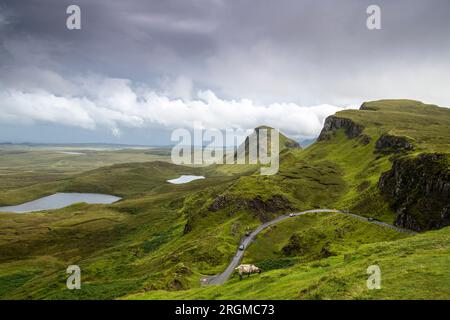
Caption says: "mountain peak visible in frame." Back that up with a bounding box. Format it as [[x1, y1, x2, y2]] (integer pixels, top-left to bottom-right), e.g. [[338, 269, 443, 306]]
[[251, 126, 300, 150]]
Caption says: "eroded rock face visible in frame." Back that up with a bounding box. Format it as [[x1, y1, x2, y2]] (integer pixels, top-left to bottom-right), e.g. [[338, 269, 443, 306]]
[[282, 233, 307, 256], [166, 278, 185, 291], [359, 134, 372, 145], [375, 133, 414, 154], [208, 194, 229, 212], [244, 195, 293, 222], [379, 153, 450, 231], [318, 115, 364, 141], [359, 102, 379, 111], [208, 194, 292, 222]]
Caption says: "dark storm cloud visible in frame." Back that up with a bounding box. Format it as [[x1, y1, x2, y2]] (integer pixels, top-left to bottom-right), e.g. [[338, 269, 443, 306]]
[[2, 0, 450, 99], [0, 0, 449, 144], [1, 0, 449, 84], [0, 0, 222, 81]]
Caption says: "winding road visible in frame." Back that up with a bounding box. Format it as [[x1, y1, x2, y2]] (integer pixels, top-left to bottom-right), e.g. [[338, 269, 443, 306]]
[[203, 209, 414, 285]]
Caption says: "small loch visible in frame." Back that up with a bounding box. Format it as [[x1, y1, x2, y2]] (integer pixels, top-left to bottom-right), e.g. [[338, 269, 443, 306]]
[[0, 193, 121, 213], [167, 175, 205, 184]]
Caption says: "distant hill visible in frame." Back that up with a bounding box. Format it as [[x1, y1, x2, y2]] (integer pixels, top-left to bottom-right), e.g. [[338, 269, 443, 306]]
[[299, 138, 316, 148], [223, 125, 300, 166]]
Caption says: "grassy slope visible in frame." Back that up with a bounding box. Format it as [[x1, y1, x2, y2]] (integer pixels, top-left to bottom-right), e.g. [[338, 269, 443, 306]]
[[128, 225, 450, 300], [242, 212, 409, 266]]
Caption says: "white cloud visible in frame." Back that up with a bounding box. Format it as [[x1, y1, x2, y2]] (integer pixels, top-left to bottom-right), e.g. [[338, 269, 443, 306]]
[[0, 89, 96, 129], [0, 75, 354, 139], [159, 75, 194, 101], [204, 41, 450, 108]]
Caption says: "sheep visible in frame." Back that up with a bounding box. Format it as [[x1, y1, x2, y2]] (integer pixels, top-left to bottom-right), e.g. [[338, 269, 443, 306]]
[[234, 264, 261, 280]]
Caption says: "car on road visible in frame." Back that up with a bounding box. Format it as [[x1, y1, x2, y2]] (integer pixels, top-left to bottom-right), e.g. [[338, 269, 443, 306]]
[[289, 213, 294, 217], [368, 217, 374, 221], [239, 244, 245, 251]]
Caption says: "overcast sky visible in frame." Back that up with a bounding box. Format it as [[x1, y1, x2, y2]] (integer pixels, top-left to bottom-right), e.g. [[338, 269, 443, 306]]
[[0, 0, 449, 145]]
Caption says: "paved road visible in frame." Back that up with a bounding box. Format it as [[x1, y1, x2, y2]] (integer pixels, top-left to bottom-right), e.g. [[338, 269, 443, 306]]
[[203, 209, 414, 285]]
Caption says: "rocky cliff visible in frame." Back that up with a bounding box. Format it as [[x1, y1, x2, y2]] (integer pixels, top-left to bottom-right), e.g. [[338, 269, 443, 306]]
[[379, 153, 450, 231], [318, 115, 364, 141], [375, 133, 414, 154], [208, 194, 293, 222]]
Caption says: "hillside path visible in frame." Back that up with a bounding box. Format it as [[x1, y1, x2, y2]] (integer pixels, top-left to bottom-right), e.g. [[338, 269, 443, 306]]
[[203, 209, 414, 285]]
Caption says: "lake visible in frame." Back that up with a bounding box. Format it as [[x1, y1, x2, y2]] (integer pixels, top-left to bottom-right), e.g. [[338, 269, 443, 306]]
[[167, 175, 205, 184], [58, 151, 86, 155], [0, 193, 121, 213]]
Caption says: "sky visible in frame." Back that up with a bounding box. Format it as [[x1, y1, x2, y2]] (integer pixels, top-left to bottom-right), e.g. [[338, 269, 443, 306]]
[[0, 0, 449, 145]]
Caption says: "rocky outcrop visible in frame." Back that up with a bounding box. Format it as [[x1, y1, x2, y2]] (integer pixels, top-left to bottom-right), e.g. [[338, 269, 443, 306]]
[[185, 192, 292, 234], [358, 134, 372, 145], [209, 194, 293, 222], [208, 194, 230, 211], [282, 233, 308, 256], [375, 133, 414, 154], [183, 220, 193, 234], [379, 153, 450, 231], [359, 102, 380, 111], [318, 115, 364, 141], [245, 195, 293, 220]]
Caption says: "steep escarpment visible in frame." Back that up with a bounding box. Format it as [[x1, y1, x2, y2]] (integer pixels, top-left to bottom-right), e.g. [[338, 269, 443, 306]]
[[379, 153, 450, 231], [310, 100, 450, 231], [317, 115, 366, 142]]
